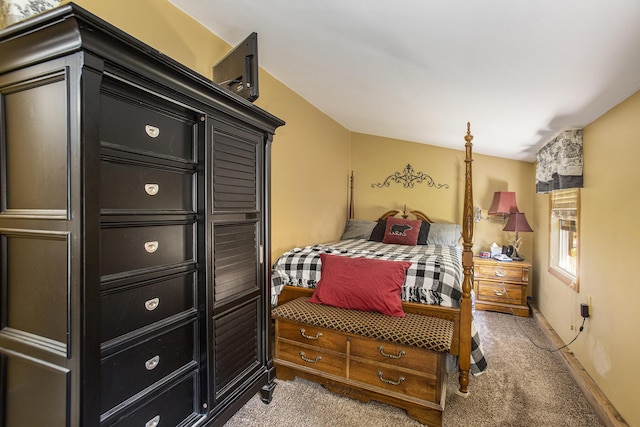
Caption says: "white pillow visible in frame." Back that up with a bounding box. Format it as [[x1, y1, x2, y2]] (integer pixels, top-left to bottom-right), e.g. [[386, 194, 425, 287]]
[[426, 223, 462, 246]]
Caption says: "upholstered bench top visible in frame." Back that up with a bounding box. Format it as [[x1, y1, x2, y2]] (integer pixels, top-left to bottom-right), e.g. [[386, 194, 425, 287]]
[[272, 297, 453, 353]]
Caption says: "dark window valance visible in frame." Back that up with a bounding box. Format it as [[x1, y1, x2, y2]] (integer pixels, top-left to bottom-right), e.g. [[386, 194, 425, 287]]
[[535, 129, 583, 194]]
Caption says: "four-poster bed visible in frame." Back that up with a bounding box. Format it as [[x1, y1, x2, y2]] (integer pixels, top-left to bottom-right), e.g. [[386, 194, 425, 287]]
[[269, 124, 481, 425]]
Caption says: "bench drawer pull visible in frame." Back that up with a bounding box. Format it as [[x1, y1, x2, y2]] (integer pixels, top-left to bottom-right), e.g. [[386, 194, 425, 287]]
[[299, 351, 322, 364], [300, 328, 322, 340], [377, 371, 405, 386], [378, 346, 405, 359]]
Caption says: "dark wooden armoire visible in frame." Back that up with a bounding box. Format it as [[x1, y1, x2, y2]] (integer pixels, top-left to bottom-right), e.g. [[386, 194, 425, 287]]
[[0, 4, 284, 426]]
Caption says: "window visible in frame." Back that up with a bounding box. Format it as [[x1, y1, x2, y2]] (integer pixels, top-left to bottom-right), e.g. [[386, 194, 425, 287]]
[[549, 188, 580, 290]]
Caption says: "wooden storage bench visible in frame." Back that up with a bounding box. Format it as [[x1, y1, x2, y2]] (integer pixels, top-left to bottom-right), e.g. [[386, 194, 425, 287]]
[[272, 297, 454, 426]]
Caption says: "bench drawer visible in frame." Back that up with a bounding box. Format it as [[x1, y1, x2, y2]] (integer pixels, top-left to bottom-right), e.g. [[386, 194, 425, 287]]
[[349, 358, 441, 403], [276, 340, 346, 377], [277, 320, 345, 353], [349, 336, 439, 372]]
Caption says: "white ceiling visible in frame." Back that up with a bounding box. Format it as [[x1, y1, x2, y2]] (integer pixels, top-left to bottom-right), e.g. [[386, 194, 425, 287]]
[[170, 0, 640, 162]]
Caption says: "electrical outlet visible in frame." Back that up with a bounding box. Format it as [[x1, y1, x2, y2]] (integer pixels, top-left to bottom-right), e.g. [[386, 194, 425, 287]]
[[580, 303, 590, 318]]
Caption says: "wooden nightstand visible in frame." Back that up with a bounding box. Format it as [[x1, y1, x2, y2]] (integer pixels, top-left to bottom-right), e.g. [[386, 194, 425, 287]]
[[473, 257, 531, 317]]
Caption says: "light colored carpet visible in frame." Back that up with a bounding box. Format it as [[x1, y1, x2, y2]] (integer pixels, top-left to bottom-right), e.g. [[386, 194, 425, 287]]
[[224, 310, 603, 426]]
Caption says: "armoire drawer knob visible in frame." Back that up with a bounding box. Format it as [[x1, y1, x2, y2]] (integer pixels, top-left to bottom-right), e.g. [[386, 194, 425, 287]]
[[145, 355, 160, 370], [145, 415, 160, 427], [145, 125, 160, 138], [144, 241, 159, 253], [144, 183, 159, 196], [145, 298, 160, 311]]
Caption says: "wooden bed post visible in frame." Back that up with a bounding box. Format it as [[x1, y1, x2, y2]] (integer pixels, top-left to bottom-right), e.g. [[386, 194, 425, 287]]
[[458, 122, 474, 395]]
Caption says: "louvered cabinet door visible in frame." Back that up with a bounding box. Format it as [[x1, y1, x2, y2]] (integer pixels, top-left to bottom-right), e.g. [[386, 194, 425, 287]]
[[208, 117, 266, 406]]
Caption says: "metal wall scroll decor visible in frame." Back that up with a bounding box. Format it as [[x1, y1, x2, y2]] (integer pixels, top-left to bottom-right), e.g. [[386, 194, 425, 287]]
[[371, 164, 449, 189]]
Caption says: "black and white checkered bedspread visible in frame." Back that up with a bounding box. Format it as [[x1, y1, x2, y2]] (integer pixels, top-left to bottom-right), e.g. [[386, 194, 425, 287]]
[[271, 239, 488, 374]]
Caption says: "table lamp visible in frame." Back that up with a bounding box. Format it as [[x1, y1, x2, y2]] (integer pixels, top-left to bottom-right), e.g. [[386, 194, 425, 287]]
[[503, 212, 533, 261]]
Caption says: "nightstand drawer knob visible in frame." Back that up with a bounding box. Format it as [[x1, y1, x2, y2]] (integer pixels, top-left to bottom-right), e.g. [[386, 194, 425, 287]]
[[495, 268, 506, 277], [494, 289, 506, 296]]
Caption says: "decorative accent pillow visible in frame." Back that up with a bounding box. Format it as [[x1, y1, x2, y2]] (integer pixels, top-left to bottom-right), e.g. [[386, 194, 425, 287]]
[[426, 223, 462, 246], [382, 217, 421, 246], [417, 220, 431, 245], [368, 219, 386, 242], [308, 254, 410, 317], [340, 219, 377, 240]]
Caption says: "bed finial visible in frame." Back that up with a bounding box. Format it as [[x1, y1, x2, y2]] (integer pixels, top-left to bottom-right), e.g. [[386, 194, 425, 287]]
[[349, 171, 355, 219]]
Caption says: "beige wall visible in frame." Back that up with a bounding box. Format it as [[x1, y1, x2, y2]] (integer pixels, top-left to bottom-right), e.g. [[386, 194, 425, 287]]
[[351, 133, 535, 261], [64, 0, 352, 261], [533, 90, 640, 425]]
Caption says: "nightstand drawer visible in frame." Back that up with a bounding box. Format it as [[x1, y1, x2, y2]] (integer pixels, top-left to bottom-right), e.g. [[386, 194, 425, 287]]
[[475, 262, 528, 283], [476, 280, 523, 305]]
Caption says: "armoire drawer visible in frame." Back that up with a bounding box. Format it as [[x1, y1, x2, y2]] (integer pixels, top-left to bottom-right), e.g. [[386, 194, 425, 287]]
[[100, 223, 195, 277], [100, 90, 197, 162], [101, 160, 195, 212], [100, 321, 196, 414], [101, 273, 196, 342], [104, 372, 198, 426]]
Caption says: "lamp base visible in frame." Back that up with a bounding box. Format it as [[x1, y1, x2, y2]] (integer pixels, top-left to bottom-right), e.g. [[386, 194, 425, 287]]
[[511, 256, 524, 261]]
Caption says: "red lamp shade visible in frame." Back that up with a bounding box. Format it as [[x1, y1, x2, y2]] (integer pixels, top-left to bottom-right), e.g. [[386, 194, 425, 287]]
[[488, 191, 519, 216], [503, 212, 533, 233]]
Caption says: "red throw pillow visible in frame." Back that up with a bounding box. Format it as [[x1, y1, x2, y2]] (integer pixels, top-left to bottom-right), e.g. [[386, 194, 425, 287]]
[[308, 254, 410, 317], [382, 217, 421, 246]]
